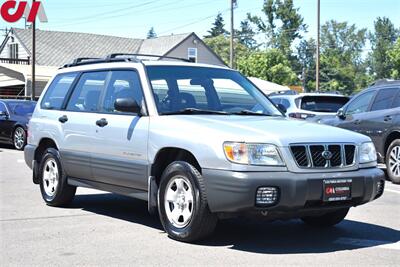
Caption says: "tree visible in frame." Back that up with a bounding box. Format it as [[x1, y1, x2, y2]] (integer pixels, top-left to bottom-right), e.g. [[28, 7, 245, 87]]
[[319, 20, 369, 94], [248, 0, 307, 58], [388, 38, 400, 79], [147, 27, 157, 39], [369, 17, 399, 79], [203, 35, 249, 67], [235, 19, 258, 50], [297, 38, 316, 91], [204, 13, 228, 38], [237, 49, 298, 85]]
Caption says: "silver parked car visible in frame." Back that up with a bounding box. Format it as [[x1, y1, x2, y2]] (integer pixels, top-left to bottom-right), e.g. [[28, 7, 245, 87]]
[[24, 55, 385, 242], [270, 93, 350, 120]]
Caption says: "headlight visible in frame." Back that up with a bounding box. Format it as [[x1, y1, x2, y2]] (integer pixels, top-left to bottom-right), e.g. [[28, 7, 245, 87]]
[[223, 142, 285, 166], [359, 142, 377, 163]]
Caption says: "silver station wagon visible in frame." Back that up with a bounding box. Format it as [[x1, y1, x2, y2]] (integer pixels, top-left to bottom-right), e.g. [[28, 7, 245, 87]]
[[25, 55, 385, 242]]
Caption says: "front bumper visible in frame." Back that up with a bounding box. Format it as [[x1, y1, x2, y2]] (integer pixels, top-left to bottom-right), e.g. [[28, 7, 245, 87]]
[[203, 168, 385, 215]]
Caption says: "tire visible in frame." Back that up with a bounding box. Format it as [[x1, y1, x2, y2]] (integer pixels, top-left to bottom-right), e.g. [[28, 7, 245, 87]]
[[386, 139, 400, 184], [301, 208, 349, 227], [158, 161, 218, 242], [13, 126, 26, 150], [39, 148, 76, 206]]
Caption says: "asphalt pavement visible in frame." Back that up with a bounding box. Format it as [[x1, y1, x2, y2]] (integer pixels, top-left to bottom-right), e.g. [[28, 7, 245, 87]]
[[1, 145, 399, 266]]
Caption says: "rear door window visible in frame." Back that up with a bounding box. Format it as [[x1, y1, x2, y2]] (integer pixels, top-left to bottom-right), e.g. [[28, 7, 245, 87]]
[[41, 73, 78, 110], [66, 72, 108, 112], [371, 88, 399, 111]]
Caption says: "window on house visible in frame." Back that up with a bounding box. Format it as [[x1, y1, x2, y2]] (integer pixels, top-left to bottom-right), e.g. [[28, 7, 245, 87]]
[[9, 43, 19, 59], [188, 48, 197, 63]]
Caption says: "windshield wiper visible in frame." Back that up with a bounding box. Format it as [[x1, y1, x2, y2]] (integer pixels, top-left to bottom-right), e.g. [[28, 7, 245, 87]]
[[161, 108, 228, 115], [230, 110, 277, 116]]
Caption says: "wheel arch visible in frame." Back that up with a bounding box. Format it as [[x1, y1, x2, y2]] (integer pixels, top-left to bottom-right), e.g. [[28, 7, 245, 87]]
[[384, 131, 400, 158], [151, 147, 201, 185]]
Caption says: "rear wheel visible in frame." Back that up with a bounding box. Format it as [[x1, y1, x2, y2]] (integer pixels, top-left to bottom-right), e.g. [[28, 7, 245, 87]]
[[13, 127, 26, 150], [158, 161, 218, 242], [386, 139, 400, 184], [39, 148, 76, 206], [301, 208, 349, 227]]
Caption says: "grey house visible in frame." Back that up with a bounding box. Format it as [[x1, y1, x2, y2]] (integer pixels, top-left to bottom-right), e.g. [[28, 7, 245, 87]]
[[0, 28, 225, 97]]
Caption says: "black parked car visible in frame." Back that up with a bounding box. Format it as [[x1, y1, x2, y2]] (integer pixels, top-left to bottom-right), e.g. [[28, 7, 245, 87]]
[[317, 80, 400, 183], [0, 100, 36, 150]]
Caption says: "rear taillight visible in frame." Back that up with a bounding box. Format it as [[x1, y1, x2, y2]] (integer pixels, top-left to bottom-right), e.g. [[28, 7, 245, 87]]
[[288, 113, 315, 120]]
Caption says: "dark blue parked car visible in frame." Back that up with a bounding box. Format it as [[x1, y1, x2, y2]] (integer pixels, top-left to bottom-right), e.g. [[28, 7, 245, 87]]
[[0, 100, 36, 150]]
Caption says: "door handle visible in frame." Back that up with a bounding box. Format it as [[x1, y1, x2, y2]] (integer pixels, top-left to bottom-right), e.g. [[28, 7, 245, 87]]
[[96, 118, 108, 127], [384, 115, 392, 122], [58, 115, 68, 123]]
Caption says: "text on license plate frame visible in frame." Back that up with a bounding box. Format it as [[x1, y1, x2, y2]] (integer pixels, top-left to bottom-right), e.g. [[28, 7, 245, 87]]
[[323, 179, 352, 202]]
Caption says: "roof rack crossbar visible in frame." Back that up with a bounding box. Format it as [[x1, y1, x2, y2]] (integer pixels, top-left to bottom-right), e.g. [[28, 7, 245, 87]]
[[106, 53, 191, 62]]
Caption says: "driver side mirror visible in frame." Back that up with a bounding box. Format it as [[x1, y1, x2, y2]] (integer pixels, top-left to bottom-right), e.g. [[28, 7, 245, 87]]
[[114, 98, 141, 115], [0, 111, 9, 119], [276, 104, 287, 114], [337, 108, 346, 120]]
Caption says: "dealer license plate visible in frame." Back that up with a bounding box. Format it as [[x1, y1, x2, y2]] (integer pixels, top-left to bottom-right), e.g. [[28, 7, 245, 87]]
[[323, 179, 352, 202]]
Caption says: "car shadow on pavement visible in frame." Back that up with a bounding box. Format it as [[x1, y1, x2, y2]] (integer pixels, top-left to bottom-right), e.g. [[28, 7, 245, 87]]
[[199, 218, 400, 254], [69, 193, 163, 231], [68, 192, 399, 254]]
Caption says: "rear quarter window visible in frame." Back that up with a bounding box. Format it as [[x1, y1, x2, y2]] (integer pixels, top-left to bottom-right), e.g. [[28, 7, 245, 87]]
[[41, 73, 78, 110]]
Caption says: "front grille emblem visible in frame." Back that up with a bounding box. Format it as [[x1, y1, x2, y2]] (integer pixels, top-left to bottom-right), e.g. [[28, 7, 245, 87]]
[[321, 150, 333, 160]]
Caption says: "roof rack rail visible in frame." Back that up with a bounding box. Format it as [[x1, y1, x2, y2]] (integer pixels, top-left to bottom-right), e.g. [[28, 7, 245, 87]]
[[61, 57, 140, 69], [106, 53, 191, 62], [369, 79, 399, 87], [72, 57, 101, 64]]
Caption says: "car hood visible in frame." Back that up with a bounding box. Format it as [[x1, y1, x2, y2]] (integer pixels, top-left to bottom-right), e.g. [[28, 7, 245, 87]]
[[159, 115, 370, 147]]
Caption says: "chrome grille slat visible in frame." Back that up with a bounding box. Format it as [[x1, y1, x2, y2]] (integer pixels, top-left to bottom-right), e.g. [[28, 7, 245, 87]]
[[290, 143, 357, 169]]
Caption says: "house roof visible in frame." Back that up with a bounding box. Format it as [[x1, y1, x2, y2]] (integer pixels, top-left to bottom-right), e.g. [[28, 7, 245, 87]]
[[8, 28, 193, 67]]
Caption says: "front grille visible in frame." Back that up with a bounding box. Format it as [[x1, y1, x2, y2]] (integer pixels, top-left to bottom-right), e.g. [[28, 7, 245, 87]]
[[290, 144, 357, 169]]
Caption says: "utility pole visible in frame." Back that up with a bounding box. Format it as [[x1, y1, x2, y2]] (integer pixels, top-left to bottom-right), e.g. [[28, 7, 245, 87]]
[[315, 0, 320, 92], [31, 0, 36, 100], [229, 0, 237, 69]]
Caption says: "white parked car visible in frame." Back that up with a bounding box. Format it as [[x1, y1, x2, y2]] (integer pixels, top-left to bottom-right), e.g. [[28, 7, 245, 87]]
[[270, 93, 350, 120]]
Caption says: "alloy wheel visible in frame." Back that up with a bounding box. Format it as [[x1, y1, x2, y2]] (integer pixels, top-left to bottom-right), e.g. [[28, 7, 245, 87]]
[[14, 128, 25, 150], [389, 145, 400, 178]]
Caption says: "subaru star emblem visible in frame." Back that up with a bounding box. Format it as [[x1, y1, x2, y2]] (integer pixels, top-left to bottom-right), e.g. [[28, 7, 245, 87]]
[[322, 150, 333, 160]]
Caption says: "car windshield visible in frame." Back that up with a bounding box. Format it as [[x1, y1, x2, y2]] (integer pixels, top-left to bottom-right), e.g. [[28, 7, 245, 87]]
[[146, 66, 282, 116], [8, 102, 36, 116], [299, 96, 349, 112]]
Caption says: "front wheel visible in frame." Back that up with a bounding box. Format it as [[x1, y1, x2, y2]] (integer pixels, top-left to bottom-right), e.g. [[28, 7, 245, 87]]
[[39, 148, 76, 206], [13, 127, 26, 150], [301, 208, 349, 227], [386, 139, 400, 184], [158, 161, 218, 242]]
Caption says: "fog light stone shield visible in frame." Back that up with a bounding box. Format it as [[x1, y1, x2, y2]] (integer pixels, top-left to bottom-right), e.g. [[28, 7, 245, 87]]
[[256, 187, 279, 206]]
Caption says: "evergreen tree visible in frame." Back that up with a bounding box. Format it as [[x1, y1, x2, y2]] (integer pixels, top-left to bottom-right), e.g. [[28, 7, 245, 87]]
[[205, 13, 228, 38], [236, 19, 258, 50], [147, 27, 157, 39], [369, 17, 399, 79]]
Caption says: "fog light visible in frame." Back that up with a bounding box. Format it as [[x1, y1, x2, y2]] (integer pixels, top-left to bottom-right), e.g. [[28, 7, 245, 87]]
[[256, 187, 279, 206], [375, 180, 385, 199]]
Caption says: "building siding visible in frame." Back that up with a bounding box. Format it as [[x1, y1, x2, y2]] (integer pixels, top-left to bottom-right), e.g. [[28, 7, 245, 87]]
[[165, 35, 226, 67], [0, 32, 30, 60]]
